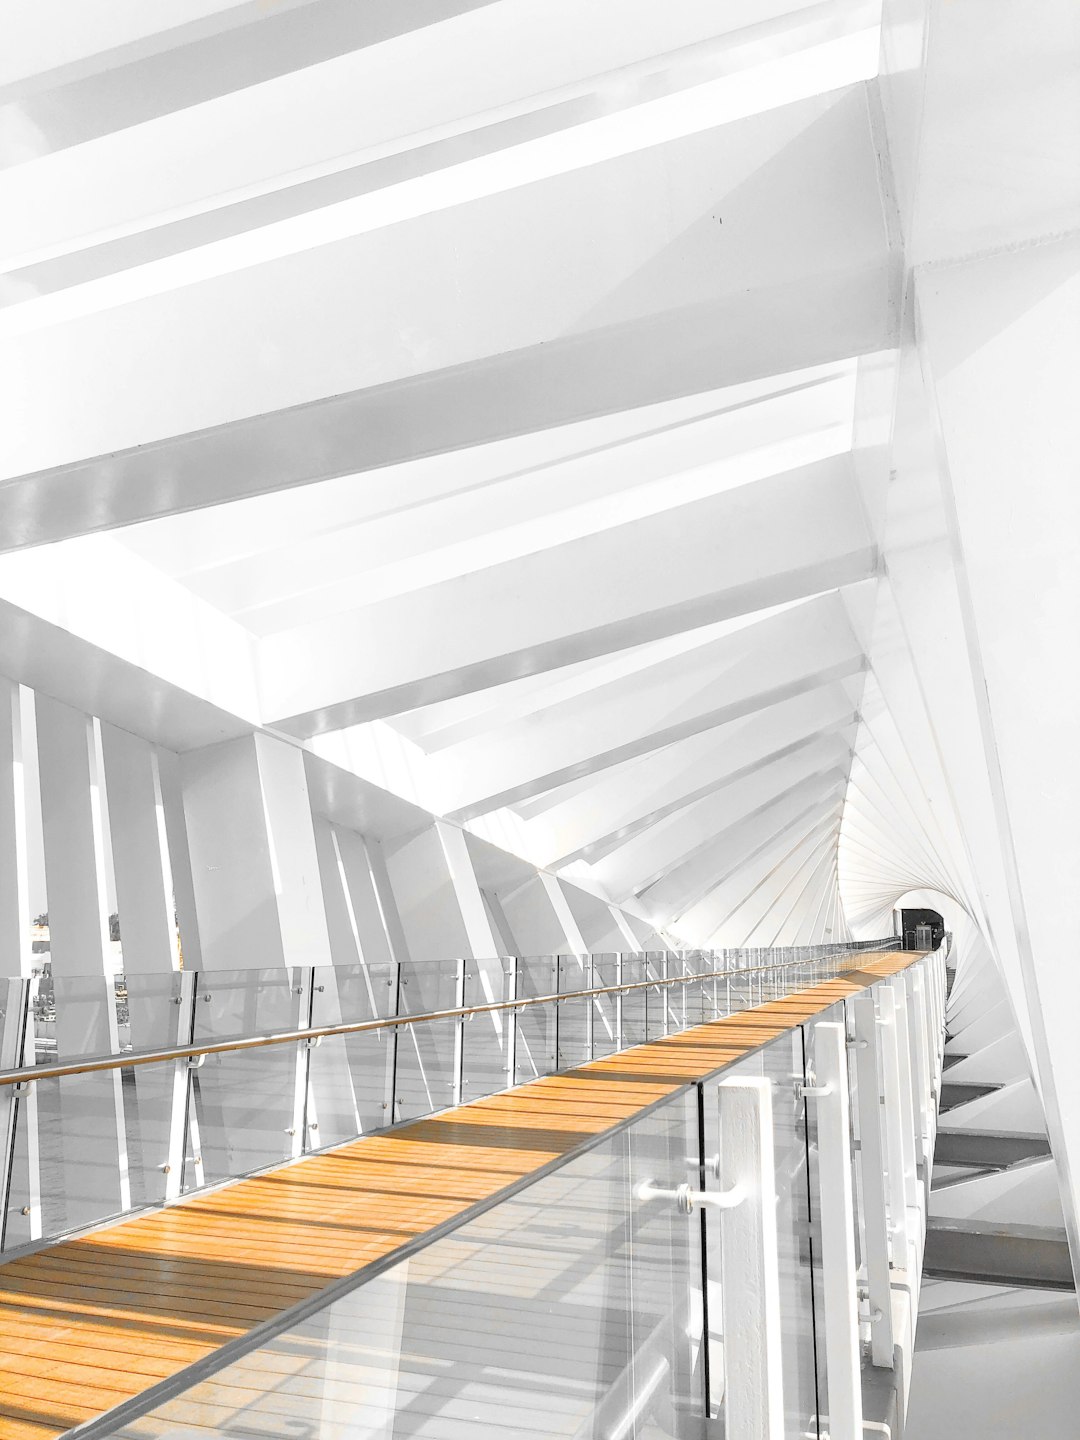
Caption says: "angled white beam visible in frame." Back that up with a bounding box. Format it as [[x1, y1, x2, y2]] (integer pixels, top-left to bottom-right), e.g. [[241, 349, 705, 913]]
[[584, 733, 852, 901], [0, 85, 891, 546], [735, 826, 840, 945], [535, 683, 858, 867], [683, 804, 845, 940], [420, 585, 867, 820], [639, 769, 847, 920], [2, 3, 880, 268], [693, 818, 840, 944]]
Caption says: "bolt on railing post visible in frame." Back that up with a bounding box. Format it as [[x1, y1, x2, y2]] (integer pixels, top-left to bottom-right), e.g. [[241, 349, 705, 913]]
[[805, 1022, 863, 1440]]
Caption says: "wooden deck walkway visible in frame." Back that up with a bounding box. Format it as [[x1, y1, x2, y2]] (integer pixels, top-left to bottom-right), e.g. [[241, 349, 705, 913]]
[[0, 953, 917, 1439]]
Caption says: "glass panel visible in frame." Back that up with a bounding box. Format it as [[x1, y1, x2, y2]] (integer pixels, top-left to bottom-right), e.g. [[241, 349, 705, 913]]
[[461, 956, 514, 1102], [0, 977, 33, 1250], [190, 967, 305, 1183], [41, 973, 127, 1235], [556, 953, 590, 1069], [308, 961, 398, 1145], [702, 1033, 821, 1439], [514, 955, 557, 1083], [123, 970, 191, 1209], [626, 1087, 705, 1434], [619, 953, 647, 1047], [802, 1000, 847, 1437], [97, 1096, 706, 1440], [644, 952, 667, 1040], [393, 959, 460, 1122], [589, 952, 619, 1058]]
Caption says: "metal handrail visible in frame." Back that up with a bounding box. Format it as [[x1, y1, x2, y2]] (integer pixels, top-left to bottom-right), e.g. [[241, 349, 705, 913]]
[[0, 949, 889, 1087]]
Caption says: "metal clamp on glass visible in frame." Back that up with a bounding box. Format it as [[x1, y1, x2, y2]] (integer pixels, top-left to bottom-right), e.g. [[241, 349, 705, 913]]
[[636, 1178, 745, 1214]]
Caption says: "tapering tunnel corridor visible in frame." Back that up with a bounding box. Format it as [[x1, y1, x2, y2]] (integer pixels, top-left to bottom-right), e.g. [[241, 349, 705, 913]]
[[1, 0, 1077, 1436]]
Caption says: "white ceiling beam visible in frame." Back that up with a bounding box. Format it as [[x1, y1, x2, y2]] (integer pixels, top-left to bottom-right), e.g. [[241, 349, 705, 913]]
[[684, 802, 845, 939], [0, 84, 891, 547], [536, 684, 859, 867], [638, 770, 847, 921], [585, 736, 851, 903], [262, 463, 875, 735]]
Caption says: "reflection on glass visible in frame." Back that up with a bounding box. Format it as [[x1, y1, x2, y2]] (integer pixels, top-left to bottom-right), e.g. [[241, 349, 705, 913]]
[[556, 954, 590, 1069], [461, 957, 513, 1101], [190, 967, 304, 1183], [309, 960, 397, 1145], [514, 955, 557, 1084], [99, 1098, 703, 1440], [393, 959, 460, 1121], [619, 953, 647, 1047], [703, 1032, 821, 1439], [123, 970, 190, 1209]]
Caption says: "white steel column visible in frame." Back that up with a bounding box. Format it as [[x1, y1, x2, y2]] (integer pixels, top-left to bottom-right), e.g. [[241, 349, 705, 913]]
[[35, 692, 129, 1229], [538, 871, 588, 954], [809, 1021, 863, 1440], [434, 821, 508, 1093], [0, 681, 38, 1245], [876, 984, 912, 1265], [852, 989, 895, 1368], [0, 678, 31, 979], [909, 969, 933, 1169], [716, 1075, 785, 1440], [383, 824, 471, 964], [180, 732, 332, 971], [889, 974, 920, 1213], [100, 723, 188, 1203]]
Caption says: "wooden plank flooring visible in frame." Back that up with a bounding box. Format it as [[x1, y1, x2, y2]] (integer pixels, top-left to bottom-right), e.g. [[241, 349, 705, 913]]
[[0, 953, 917, 1439]]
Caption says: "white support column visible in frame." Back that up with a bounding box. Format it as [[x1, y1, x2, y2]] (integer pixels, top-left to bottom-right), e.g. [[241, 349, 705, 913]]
[[181, 732, 332, 1166], [852, 990, 895, 1369], [434, 821, 508, 1095], [0, 679, 38, 1245], [35, 692, 129, 1229], [365, 836, 411, 965], [809, 1021, 863, 1440], [498, 874, 563, 954], [889, 974, 920, 1213], [538, 871, 588, 954], [335, 827, 398, 967], [876, 984, 912, 1266], [0, 677, 31, 979], [100, 723, 187, 1202], [155, 746, 202, 972], [180, 732, 332, 971], [100, 724, 177, 976], [383, 824, 471, 965], [909, 969, 934, 1165], [608, 904, 643, 954], [716, 1075, 785, 1440]]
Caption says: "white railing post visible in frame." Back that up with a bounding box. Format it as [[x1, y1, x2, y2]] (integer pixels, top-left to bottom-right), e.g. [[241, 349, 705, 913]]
[[908, 971, 933, 1170], [852, 991, 895, 1368], [888, 975, 920, 1213], [876, 986, 911, 1266], [805, 1022, 863, 1440], [716, 1075, 786, 1440]]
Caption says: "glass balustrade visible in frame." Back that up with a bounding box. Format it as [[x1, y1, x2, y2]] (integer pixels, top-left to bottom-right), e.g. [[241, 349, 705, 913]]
[[0, 940, 898, 1254], [79, 947, 945, 1440]]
